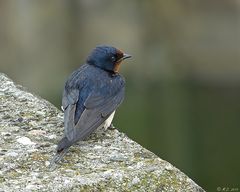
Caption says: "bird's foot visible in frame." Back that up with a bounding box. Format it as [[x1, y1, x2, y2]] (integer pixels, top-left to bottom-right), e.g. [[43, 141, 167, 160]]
[[108, 123, 116, 130], [48, 148, 69, 171]]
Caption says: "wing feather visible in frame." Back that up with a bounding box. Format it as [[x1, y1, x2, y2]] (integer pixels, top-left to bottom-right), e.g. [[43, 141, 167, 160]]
[[65, 87, 124, 141], [63, 68, 125, 142]]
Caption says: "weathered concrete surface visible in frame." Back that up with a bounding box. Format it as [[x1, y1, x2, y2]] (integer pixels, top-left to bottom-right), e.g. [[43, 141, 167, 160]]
[[0, 73, 204, 192]]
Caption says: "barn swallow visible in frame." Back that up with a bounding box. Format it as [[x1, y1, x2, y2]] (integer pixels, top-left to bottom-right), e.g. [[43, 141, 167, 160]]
[[50, 45, 131, 168]]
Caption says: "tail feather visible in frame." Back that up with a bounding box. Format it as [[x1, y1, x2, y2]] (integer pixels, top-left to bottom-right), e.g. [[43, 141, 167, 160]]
[[56, 136, 73, 152], [49, 137, 73, 170]]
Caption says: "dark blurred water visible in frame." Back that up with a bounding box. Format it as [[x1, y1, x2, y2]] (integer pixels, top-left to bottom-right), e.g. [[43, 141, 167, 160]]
[[115, 78, 240, 190]]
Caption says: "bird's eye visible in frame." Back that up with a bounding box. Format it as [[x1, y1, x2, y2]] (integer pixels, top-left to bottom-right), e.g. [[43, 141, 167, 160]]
[[111, 56, 116, 62]]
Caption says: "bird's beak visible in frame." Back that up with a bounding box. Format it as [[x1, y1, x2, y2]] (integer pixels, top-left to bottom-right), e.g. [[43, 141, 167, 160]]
[[122, 53, 132, 60], [117, 53, 132, 63], [114, 53, 131, 73]]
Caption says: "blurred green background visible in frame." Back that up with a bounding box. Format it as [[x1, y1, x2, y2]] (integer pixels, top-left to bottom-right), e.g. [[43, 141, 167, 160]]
[[1, 1, 240, 191]]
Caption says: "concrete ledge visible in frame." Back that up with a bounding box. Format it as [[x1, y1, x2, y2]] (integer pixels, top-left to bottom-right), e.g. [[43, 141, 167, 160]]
[[0, 73, 204, 191]]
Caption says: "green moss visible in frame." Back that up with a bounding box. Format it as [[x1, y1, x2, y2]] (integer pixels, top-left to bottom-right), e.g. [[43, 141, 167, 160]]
[[30, 152, 49, 161], [7, 169, 21, 179]]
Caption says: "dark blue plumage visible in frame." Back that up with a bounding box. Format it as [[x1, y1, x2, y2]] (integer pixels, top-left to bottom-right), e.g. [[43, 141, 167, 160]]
[[87, 46, 118, 71], [50, 45, 131, 167]]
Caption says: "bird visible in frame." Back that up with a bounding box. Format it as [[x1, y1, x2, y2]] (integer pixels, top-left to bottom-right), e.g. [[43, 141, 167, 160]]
[[50, 45, 131, 168]]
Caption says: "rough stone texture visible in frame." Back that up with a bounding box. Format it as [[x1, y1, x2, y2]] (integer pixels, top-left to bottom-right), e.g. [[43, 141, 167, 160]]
[[0, 73, 204, 192]]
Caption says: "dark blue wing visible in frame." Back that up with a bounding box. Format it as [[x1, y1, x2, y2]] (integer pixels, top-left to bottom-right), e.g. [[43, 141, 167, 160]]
[[62, 65, 125, 142], [72, 86, 124, 141]]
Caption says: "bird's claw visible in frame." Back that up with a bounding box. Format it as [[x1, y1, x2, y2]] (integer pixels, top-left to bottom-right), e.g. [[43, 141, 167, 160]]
[[108, 123, 116, 130]]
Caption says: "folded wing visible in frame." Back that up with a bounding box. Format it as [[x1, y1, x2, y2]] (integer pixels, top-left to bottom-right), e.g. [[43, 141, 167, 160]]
[[62, 81, 124, 142]]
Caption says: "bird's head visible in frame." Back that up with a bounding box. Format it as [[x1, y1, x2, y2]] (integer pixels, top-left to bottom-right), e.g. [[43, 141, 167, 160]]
[[86, 45, 131, 73]]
